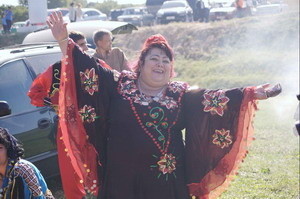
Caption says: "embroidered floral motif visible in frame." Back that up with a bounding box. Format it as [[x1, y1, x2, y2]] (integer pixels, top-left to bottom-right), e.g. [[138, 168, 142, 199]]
[[118, 71, 188, 110], [202, 90, 230, 116], [66, 104, 77, 122], [212, 129, 233, 149], [168, 81, 187, 93], [157, 153, 177, 174], [80, 68, 99, 96], [78, 105, 97, 123], [150, 154, 177, 181], [120, 80, 138, 96], [159, 96, 178, 109]]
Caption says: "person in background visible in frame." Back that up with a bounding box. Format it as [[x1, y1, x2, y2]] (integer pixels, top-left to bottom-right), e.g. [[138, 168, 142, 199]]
[[76, 3, 83, 21], [0, 127, 54, 198], [93, 29, 130, 72], [46, 11, 282, 199], [27, 30, 111, 199], [1, 13, 7, 33], [4, 7, 12, 33], [68, 2, 76, 22]]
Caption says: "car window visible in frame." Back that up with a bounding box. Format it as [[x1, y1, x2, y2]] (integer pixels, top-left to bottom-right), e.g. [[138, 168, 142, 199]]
[[0, 60, 34, 115], [162, 2, 186, 8], [85, 11, 98, 16], [26, 52, 62, 77]]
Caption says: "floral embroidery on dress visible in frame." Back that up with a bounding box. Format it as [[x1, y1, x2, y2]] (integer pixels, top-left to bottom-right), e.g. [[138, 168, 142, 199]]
[[66, 104, 77, 122], [80, 68, 99, 96], [157, 153, 177, 174], [150, 154, 177, 180], [168, 81, 187, 93], [79, 105, 97, 123], [202, 90, 230, 116], [212, 129, 233, 149], [118, 71, 188, 110], [119, 80, 138, 96]]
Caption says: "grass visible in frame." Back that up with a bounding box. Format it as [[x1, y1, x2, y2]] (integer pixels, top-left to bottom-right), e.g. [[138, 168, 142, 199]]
[[49, 11, 299, 198]]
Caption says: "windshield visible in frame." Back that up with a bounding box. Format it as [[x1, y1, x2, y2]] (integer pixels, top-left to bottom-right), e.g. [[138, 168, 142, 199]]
[[161, 2, 186, 8], [123, 8, 144, 15]]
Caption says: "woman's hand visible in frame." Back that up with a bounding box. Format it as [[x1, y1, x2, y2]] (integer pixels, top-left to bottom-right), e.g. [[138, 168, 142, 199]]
[[46, 11, 68, 41], [254, 83, 282, 100], [46, 11, 68, 56]]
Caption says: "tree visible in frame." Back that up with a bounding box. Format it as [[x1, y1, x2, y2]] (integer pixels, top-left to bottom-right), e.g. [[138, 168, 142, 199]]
[[19, 0, 28, 6], [48, 0, 66, 9], [13, 6, 29, 21]]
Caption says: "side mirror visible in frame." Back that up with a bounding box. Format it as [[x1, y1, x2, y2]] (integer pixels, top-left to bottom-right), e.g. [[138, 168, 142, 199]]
[[0, 101, 11, 117]]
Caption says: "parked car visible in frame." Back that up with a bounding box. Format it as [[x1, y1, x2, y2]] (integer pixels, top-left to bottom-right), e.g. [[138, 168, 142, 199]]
[[65, 8, 107, 21], [47, 8, 69, 16], [22, 20, 138, 49], [254, 3, 288, 15], [117, 7, 155, 26], [0, 43, 62, 179], [209, 0, 236, 21], [156, 0, 193, 24]]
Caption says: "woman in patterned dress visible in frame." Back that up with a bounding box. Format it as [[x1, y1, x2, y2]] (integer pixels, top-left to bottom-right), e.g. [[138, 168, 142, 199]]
[[0, 127, 54, 199], [45, 11, 281, 199]]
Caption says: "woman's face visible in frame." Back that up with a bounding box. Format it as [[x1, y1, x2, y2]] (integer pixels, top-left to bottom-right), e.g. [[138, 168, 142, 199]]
[[139, 47, 172, 88], [0, 144, 8, 165]]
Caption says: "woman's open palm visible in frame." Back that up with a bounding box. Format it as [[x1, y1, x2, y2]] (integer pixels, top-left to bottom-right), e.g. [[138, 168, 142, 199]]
[[46, 11, 68, 41]]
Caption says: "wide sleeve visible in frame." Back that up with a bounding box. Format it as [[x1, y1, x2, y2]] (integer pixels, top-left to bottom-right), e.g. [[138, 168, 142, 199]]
[[58, 39, 116, 197], [27, 64, 58, 107], [183, 87, 257, 198]]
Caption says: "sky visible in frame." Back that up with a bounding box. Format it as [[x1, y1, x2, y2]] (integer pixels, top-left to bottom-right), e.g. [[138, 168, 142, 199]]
[[0, 0, 146, 6]]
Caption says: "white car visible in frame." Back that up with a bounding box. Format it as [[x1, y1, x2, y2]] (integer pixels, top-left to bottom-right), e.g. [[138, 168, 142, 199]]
[[65, 8, 107, 22], [209, 0, 237, 21], [156, 0, 193, 24]]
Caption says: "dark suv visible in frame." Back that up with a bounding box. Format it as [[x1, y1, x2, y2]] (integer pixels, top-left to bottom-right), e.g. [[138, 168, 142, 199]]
[[0, 43, 62, 179]]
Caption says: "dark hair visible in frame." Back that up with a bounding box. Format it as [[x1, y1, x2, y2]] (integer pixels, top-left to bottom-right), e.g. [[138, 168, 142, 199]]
[[0, 127, 24, 159], [132, 40, 175, 78], [69, 31, 85, 43], [93, 29, 112, 46]]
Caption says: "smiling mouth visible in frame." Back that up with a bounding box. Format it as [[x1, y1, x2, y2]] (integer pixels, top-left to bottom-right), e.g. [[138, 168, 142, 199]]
[[153, 69, 164, 74]]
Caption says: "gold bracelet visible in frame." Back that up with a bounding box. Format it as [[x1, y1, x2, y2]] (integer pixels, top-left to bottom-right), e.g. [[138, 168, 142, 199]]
[[57, 37, 69, 43]]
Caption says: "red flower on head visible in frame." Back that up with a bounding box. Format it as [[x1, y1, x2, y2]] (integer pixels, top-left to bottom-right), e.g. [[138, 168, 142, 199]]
[[143, 34, 169, 48]]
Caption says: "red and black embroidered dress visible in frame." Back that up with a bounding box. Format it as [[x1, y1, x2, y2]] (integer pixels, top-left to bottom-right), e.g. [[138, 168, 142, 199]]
[[58, 39, 257, 199]]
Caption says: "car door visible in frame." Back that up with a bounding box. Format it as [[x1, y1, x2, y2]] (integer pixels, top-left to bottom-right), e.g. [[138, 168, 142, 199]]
[[0, 52, 61, 178]]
